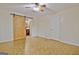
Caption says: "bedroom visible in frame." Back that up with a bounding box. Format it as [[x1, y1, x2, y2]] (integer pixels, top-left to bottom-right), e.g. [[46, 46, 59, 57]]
[[0, 3, 79, 55]]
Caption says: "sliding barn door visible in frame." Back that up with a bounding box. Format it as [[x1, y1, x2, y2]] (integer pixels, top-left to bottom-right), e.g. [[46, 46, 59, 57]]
[[13, 15, 26, 40]]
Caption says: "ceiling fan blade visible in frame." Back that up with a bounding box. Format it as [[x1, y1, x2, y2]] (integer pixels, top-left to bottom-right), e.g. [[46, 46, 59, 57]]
[[25, 7, 31, 8], [25, 4, 34, 8]]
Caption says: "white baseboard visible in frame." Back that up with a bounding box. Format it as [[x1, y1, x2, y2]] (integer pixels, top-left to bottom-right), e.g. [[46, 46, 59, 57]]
[[38, 35, 79, 47], [0, 40, 12, 43]]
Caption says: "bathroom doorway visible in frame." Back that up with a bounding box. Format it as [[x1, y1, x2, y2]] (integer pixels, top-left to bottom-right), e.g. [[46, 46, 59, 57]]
[[25, 18, 32, 36]]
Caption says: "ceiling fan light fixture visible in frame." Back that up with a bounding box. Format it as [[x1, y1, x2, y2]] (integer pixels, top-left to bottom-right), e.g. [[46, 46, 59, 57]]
[[39, 6, 45, 12], [39, 3, 45, 5], [39, 3, 46, 12], [26, 3, 46, 12], [33, 7, 39, 11]]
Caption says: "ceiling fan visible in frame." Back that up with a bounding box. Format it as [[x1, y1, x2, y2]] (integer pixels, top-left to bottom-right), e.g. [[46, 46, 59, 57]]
[[25, 3, 46, 12]]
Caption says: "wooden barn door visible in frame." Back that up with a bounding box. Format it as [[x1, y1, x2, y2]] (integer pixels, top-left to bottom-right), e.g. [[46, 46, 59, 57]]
[[13, 14, 26, 40]]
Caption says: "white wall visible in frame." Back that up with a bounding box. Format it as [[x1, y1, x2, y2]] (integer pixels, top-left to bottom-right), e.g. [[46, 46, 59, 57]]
[[0, 9, 13, 42], [31, 7, 79, 46], [37, 15, 60, 39], [30, 13, 61, 39], [30, 14, 52, 37], [30, 16, 38, 36], [57, 7, 79, 46]]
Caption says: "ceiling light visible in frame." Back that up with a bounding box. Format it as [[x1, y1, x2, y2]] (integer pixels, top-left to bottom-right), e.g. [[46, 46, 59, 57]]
[[39, 6, 45, 12], [33, 7, 39, 12], [39, 3, 45, 5], [32, 3, 46, 12]]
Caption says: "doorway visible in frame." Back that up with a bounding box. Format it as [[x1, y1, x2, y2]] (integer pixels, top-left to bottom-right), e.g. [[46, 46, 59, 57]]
[[25, 18, 32, 36]]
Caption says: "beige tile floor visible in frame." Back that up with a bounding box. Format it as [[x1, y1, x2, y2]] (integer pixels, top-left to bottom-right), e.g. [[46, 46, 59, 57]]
[[0, 36, 79, 55]]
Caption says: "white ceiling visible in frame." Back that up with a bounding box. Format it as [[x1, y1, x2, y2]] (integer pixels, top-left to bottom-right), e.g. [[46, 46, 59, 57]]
[[48, 3, 79, 12], [0, 3, 79, 15]]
